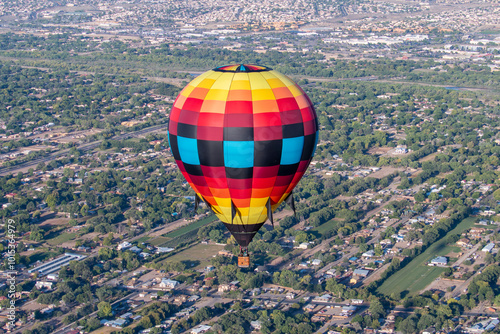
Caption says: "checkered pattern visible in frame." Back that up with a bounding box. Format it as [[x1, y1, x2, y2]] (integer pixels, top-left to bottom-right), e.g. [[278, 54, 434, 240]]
[[168, 64, 318, 247]]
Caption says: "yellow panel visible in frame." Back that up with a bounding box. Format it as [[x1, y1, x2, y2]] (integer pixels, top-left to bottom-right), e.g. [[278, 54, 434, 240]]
[[260, 71, 279, 80], [247, 210, 264, 225], [205, 89, 229, 101], [218, 206, 232, 220], [196, 78, 217, 89], [249, 73, 272, 90], [179, 84, 196, 97], [266, 78, 287, 89], [269, 71, 296, 87], [188, 71, 215, 87], [230, 79, 251, 90], [213, 197, 232, 208], [210, 73, 235, 90], [215, 213, 230, 224], [251, 89, 276, 101], [287, 84, 303, 97], [250, 197, 269, 208], [233, 72, 249, 81]]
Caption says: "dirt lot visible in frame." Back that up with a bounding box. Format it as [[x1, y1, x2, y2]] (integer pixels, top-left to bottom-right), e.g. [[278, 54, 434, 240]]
[[422, 278, 464, 294], [369, 166, 404, 179]]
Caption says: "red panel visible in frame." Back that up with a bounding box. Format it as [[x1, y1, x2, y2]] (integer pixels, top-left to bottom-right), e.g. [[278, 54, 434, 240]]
[[178, 109, 199, 125], [170, 107, 181, 122], [280, 109, 303, 125], [229, 188, 253, 199], [197, 126, 224, 141], [169, 120, 178, 136], [176, 160, 186, 173], [297, 160, 310, 173], [300, 106, 316, 122], [254, 126, 283, 141], [252, 176, 277, 189], [204, 178, 227, 190], [183, 97, 204, 112], [226, 100, 253, 114], [254, 112, 281, 127], [303, 119, 317, 136], [195, 185, 212, 197], [225, 113, 253, 127], [201, 166, 226, 179], [189, 175, 208, 187], [275, 175, 294, 187], [253, 166, 279, 178], [198, 113, 224, 127], [227, 178, 253, 190], [271, 185, 288, 197], [277, 97, 300, 112]]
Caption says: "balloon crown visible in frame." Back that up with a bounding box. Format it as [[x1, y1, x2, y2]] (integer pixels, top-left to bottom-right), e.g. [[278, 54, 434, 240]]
[[213, 64, 272, 72]]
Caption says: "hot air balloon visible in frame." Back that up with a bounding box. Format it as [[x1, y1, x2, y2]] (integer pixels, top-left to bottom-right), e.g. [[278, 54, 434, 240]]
[[168, 64, 318, 267]]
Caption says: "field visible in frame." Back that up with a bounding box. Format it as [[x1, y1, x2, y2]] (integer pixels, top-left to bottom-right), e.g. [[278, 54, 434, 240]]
[[312, 218, 343, 236], [164, 215, 217, 239], [377, 217, 476, 296], [160, 243, 224, 269], [46, 232, 76, 245]]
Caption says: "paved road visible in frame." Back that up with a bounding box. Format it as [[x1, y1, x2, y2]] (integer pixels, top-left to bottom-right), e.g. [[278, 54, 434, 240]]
[[0, 123, 168, 176]]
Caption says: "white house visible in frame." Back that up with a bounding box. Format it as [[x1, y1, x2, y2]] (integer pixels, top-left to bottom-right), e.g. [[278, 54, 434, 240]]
[[429, 256, 447, 266], [159, 278, 179, 289]]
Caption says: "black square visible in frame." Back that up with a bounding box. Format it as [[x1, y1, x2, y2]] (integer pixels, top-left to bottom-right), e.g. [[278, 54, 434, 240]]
[[177, 123, 197, 139], [169, 134, 181, 160], [283, 123, 304, 138], [198, 140, 224, 167], [254, 140, 282, 167], [301, 134, 316, 160], [183, 162, 204, 176], [224, 127, 254, 141], [278, 163, 299, 176]]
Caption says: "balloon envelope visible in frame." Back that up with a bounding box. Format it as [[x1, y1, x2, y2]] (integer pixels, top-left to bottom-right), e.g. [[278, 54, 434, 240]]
[[168, 64, 318, 247]]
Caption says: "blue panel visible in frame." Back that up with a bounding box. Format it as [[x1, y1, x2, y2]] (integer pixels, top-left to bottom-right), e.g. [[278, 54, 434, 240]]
[[224, 141, 254, 168], [312, 132, 319, 157], [177, 136, 200, 165], [281, 136, 304, 165]]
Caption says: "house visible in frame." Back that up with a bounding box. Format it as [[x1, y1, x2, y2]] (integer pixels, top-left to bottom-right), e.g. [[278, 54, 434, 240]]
[[429, 256, 447, 266], [362, 250, 375, 258], [117, 241, 132, 250], [314, 294, 332, 303], [482, 243, 495, 253], [250, 320, 262, 330], [191, 325, 211, 333], [35, 281, 54, 290], [353, 269, 370, 277], [159, 278, 179, 289], [155, 246, 174, 254]]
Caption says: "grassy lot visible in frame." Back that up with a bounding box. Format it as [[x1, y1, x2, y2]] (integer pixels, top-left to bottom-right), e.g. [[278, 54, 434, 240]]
[[164, 215, 217, 239], [160, 243, 224, 269], [149, 237, 169, 246], [46, 232, 76, 246], [134, 236, 151, 244], [378, 217, 476, 296], [313, 218, 343, 236]]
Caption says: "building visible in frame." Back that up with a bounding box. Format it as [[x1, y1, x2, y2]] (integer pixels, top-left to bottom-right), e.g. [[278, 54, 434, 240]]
[[429, 256, 447, 266], [159, 278, 179, 289], [28, 253, 86, 276], [191, 325, 211, 334], [35, 281, 54, 290], [482, 243, 495, 253], [117, 241, 132, 250]]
